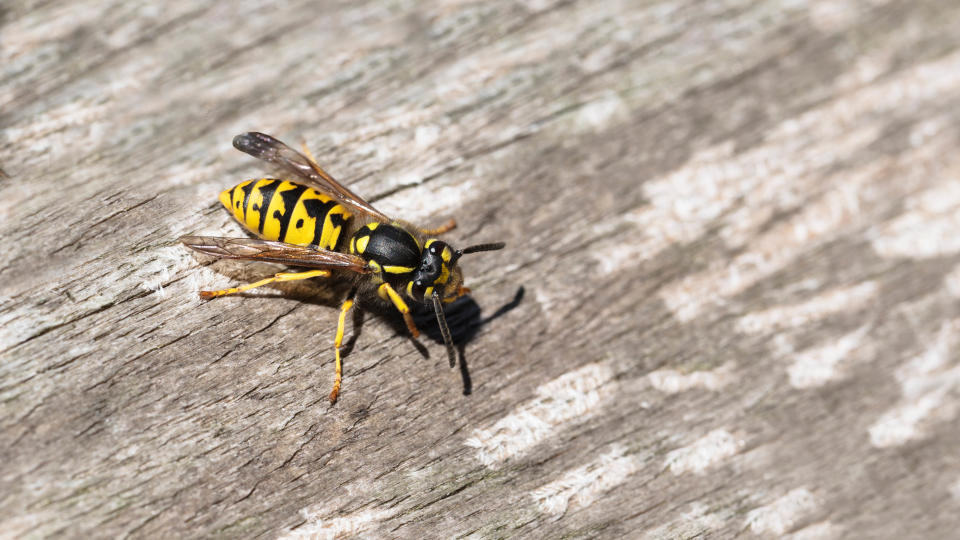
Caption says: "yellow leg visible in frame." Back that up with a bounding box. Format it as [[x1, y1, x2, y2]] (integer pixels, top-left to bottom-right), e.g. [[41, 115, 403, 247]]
[[329, 297, 354, 404], [443, 285, 470, 303], [420, 218, 457, 235], [199, 269, 330, 299], [378, 282, 420, 338]]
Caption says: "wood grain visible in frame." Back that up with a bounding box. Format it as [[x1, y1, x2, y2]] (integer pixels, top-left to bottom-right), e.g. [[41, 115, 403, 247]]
[[3, 0, 960, 538]]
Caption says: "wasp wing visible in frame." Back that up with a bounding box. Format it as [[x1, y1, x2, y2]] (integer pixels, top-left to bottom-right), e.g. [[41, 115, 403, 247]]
[[180, 236, 372, 273], [232, 132, 393, 223]]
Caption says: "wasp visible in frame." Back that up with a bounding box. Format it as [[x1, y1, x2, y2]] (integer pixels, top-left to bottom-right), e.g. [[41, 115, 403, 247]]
[[180, 132, 504, 403]]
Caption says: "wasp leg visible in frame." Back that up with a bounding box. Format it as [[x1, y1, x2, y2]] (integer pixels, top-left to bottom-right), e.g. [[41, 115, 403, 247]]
[[377, 282, 420, 338], [199, 269, 330, 299], [443, 285, 471, 303], [330, 294, 355, 404], [419, 218, 457, 235]]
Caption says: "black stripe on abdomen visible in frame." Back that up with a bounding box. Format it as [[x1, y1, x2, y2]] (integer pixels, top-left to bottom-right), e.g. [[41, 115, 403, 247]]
[[255, 179, 282, 234], [329, 212, 348, 251], [302, 197, 338, 247], [277, 183, 308, 243], [240, 181, 256, 222]]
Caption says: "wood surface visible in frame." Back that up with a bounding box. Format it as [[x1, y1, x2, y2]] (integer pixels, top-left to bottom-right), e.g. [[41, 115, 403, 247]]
[[3, 0, 960, 538]]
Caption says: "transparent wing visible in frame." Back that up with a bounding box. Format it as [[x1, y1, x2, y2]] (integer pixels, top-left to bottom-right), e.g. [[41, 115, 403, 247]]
[[232, 132, 392, 223], [180, 236, 372, 273]]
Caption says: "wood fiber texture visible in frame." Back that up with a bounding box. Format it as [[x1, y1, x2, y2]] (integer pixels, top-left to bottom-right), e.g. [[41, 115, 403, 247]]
[[3, 0, 960, 538]]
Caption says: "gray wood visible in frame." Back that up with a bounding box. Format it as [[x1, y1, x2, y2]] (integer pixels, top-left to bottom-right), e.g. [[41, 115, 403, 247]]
[[3, 0, 960, 538]]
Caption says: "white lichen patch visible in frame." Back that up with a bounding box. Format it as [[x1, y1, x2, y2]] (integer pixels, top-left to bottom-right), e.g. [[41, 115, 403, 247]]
[[945, 263, 960, 298], [642, 502, 730, 539], [736, 281, 877, 334], [808, 1, 859, 32], [594, 241, 650, 276], [787, 325, 870, 389], [950, 477, 960, 502], [785, 521, 842, 540], [575, 93, 628, 131], [530, 444, 643, 518], [414, 124, 442, 148], [869, 321, 960, 448], [466, 362, 615, 466], [871, 181, 960, 259], [280, 508, 391, 540], [4, 100, 109, 141], [136, 245, 210, 295], [647, 362, 735, 394], [665, 429, 745, 475], [745, 488, 817, 536]]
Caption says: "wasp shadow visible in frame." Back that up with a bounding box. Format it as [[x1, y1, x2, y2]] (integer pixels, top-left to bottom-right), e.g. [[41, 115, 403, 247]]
[[403, 286, 525, 395]]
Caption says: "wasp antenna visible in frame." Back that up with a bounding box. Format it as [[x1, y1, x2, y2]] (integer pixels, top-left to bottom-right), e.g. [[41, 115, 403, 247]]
[[460, 242, 506, 255], [432, 291, 457, 368]]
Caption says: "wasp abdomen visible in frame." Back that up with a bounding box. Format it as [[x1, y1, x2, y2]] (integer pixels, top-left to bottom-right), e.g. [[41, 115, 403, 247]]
[[219, 179, 351, 250]]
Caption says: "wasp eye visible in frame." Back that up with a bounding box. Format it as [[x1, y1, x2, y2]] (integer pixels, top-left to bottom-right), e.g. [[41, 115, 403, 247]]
[[415, 279, 423, 286], [430, 245, 438, 253]]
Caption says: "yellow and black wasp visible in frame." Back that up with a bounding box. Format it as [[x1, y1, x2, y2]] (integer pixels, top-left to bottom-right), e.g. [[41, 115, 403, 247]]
[[180, 132, 504, 403]]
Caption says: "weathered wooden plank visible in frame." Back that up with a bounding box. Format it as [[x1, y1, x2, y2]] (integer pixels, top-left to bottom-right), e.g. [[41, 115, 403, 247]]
[[3, 0, 960, 538]]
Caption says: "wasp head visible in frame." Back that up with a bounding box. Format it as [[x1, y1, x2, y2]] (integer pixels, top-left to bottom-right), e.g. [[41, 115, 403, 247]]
[[406, 240, 505, 303]]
